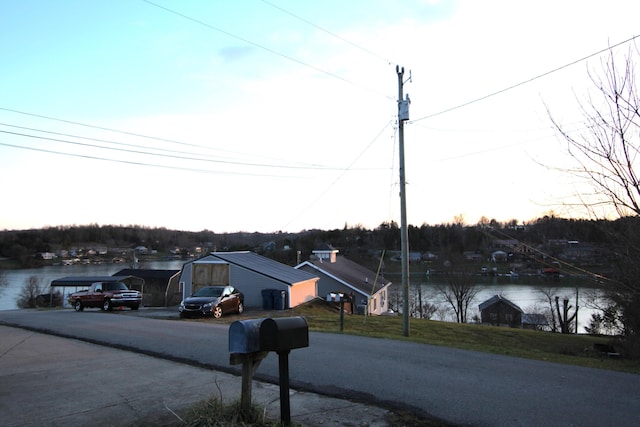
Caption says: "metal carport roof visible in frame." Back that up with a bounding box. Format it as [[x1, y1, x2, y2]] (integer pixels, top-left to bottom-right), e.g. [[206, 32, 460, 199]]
[[50, 275, 145, 289]]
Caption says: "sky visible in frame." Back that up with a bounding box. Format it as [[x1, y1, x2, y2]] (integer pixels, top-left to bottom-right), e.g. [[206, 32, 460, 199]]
[[1, 0, 639, 233]]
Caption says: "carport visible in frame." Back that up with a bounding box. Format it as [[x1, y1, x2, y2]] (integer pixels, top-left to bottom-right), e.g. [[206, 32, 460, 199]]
[[50, 275, 145, 307]]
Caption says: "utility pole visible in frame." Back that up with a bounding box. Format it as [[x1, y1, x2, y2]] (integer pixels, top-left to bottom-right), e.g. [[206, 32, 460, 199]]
[[397, 65, 411, 337]]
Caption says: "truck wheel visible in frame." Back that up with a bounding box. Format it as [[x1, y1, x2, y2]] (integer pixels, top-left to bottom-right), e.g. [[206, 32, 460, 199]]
[[74, 300, 83, 312], [213, 306, 223, 318], [102, 299, 112, 311], [131, 304, 139, 311]]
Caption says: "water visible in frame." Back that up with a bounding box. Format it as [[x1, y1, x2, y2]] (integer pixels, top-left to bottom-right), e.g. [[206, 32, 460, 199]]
[[1, 262, 607, 332], [0, 260, 185, 311], [387, 273, 606, 333]]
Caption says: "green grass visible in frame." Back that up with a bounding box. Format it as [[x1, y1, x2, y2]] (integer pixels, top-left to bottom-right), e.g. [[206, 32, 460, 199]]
[[221, 299, 640, 375]]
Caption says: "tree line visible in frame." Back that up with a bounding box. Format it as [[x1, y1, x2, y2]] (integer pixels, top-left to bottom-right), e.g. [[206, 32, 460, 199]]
[[0, 215, 624, 270]]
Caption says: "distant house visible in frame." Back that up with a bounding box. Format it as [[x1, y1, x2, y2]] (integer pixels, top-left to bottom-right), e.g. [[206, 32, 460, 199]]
[[479, 295, 548, 330], [114, 268, 181, 307], [479, 295, 523, 327], [491, 250, 508, 263], [178, 251, 319, 309], [295, 245, 392, 316]]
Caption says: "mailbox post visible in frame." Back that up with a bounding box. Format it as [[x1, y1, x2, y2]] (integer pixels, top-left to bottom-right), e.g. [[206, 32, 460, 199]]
[[229, 316, 309, 426], [260, 317, 308, 425], [228, 319, 268, 414]]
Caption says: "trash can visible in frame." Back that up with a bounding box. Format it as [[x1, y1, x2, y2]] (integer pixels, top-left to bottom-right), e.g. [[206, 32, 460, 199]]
[[273, 290, 287, 310], [262, 289, 274, 310]]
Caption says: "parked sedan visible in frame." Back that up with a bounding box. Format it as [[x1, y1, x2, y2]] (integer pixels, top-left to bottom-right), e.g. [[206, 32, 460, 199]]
[[179, 285, 244, 318]]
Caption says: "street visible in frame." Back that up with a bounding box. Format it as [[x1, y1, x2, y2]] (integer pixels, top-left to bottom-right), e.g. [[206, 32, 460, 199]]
[[1, 308, 639, 426]]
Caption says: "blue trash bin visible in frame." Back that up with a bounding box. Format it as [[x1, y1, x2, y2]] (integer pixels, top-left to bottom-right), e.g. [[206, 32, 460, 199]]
[[262, 289, 274, 310]]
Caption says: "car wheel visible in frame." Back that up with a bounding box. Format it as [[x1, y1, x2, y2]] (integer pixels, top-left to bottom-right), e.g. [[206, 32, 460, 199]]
[[74, 300, 83, 312], [237, 302, 244, 314], [102, 299, 112, 311], [213, 306, 223, 318], [131, 304, 139, 311]]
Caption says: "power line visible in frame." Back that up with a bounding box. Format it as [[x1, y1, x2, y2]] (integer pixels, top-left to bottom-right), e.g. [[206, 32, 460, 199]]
[[0, 125, 370, 172], [411, 34, 640, 123], [142, 0, 394, 101], [279, 120, 394, 230], [0, 107, 315, 166], [0, 140, 296, 178], [259, 0, 395, 66]]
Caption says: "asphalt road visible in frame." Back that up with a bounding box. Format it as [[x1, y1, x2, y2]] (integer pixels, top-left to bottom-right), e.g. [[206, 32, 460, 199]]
[[2, 308, 639, 426]]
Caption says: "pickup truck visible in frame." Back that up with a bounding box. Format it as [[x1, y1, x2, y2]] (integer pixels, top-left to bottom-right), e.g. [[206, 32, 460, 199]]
[[68, 282, 142, 312]]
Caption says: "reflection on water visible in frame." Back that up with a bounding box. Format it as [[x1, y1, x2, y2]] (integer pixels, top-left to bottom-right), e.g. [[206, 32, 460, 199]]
[[0, 260, 185, 311], [387, 274, 606, 333]]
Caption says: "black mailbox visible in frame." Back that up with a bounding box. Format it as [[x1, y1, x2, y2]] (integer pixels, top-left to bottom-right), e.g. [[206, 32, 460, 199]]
[[259, 316, 308, 352], [229, 318, 265, 354]]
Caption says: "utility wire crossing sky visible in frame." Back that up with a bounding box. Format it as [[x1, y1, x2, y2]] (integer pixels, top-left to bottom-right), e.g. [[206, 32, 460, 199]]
[[1, 0, 639, 233]]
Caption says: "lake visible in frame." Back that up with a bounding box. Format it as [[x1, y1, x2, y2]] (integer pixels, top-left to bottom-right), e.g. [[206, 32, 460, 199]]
[[0, 260, 185, 311], [386, 272, 606, 332], [1, 262, 606, 332]]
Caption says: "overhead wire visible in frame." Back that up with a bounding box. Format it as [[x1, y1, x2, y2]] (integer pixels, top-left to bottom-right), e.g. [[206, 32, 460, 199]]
[[410, 34, 640, 123], [0, 107, 321, 167], [0, 140, 293, 178], [279, 120, 394, 230], [0, 125, 382, 172], [259, 0, 395, 66], [142, 0, 395, 101]]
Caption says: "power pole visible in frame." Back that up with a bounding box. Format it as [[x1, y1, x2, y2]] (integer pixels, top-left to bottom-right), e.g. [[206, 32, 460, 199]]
[[397, 65, 411, 337]]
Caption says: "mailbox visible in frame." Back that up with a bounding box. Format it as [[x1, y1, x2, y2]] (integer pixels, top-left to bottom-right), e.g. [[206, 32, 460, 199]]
[[260, 316, 308, 353], [229, 318, 265, 354]]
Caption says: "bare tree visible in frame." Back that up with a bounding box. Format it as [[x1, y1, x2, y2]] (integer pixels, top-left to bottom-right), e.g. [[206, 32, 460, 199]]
[[548, 43, 640, 353], [436, 257, 481, 323], [548, 45, 640, 218], [0, 270, 8, 295], [555, 296, 577, 334], [16, 275, 45, 308], [537, 287, 560, 332]]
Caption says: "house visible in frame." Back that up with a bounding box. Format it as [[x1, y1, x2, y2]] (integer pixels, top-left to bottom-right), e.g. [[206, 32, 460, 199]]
[[114, 268, 181, 307], [479, 295, 523, 328], [178, 251, 319, 309], [479, 295, 549, 330], [295, 245, 392, 315], [491, 250, 509, 263]]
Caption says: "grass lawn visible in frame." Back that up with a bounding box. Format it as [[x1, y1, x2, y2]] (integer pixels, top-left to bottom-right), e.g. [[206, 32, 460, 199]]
[[221, 298, 640, 375]]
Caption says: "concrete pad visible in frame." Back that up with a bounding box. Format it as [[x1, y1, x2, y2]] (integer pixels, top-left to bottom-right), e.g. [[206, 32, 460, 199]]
[[0, 326, 390, 426]]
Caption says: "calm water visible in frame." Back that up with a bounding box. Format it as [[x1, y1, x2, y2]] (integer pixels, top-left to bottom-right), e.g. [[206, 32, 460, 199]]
[[1, 262, 606, 332], [0, 260, 185, 311], [387, 273, 606, 332]]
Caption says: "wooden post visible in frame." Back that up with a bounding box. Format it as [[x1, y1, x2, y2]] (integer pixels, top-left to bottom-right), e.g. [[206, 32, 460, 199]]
[[230, 351, 268, 414]]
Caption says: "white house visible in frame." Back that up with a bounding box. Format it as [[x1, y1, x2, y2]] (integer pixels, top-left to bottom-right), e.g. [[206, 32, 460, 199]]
[[296, 245, 392, 315]]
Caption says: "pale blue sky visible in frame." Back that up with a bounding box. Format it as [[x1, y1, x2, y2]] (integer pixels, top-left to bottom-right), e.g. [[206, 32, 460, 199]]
[[1, 1, 639, 232]]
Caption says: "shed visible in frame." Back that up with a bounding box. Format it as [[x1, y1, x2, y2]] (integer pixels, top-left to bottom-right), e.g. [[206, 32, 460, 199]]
[[521, 313, 549, 330], [113, 269, 181, 307], [296, 247, 392, 315], [478, 295, 523, 327], [178, 251, 319, 309]]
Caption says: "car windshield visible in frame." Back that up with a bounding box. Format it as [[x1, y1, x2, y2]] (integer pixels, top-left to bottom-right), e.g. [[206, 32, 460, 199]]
[[192, 287, 223, 298], [104, 282, 128, 291]]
